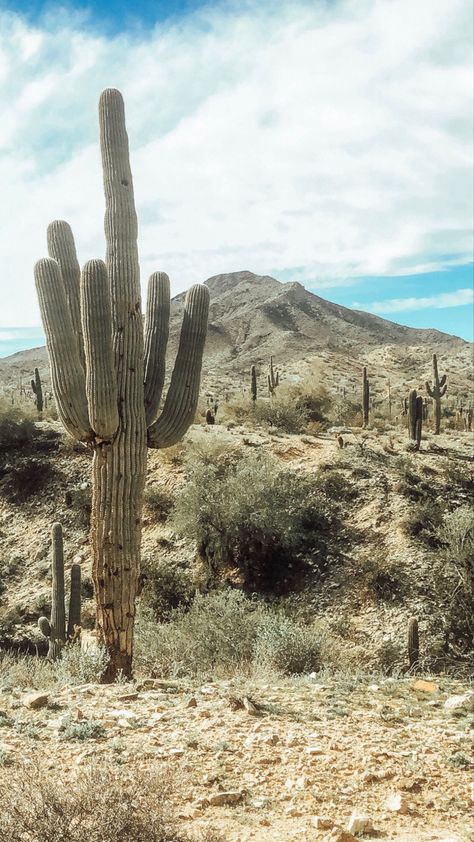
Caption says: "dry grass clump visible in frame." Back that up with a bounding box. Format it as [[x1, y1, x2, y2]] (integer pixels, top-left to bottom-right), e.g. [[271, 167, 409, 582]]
[[0, 762, 221, 842]]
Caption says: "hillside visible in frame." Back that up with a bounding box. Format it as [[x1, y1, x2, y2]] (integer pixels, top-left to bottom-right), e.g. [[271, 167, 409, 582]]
[[0, 272, 472, 407]]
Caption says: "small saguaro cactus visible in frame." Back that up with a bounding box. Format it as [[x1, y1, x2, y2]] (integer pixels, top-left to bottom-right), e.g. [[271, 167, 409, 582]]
[[407, 617, 419, 668], [407, 389, 418, 440], [414, 395, 423, 451], [38, 523, 81, 659], [426, 353, 447, 435], [35, 89, 209, 679], [268, 356, 279, 396], [31, 368, 43, 415], [251, 365, 257, 402], [362, 366, 369, 428]]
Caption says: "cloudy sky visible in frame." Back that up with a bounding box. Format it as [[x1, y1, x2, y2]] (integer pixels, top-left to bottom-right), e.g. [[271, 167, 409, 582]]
[[0, 0, 472, 346]]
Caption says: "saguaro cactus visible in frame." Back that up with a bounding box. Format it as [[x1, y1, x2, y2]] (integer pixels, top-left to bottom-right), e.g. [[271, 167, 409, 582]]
[[407, 617, 419, 668], [362, 366, 369, 428], [251, 365, 257, 403], [38, 523, 81, 659], [268, 356, 279, 396], [35, 89, 209, 679], [408, 389, 418, 440], [426, 354, 447, 435], [31, 368, 43, 415]]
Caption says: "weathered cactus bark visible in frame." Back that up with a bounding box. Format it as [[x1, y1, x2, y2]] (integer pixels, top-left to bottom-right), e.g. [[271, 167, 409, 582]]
[[38, 523, 81, 659], [35, 89, 209, 679], [362, 366, 369, 428], [426, 354, 447, 435], [31, 368, 43, 415]]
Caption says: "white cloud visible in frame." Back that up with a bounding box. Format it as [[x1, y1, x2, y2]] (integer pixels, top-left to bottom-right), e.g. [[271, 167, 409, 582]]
[[355, 288, 474, 313], [0, 0, 472, 325]]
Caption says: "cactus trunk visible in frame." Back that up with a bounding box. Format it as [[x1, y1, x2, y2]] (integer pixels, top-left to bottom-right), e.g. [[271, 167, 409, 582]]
[[35, 89, 209, 680], [426, 353, 447, 435], [408, 617, 419, 667], [49, 523, 66, 660], [362, 366, 369, 428]]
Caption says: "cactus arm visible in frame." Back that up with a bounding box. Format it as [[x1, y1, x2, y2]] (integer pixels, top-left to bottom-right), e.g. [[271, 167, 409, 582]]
[[144, 272, 171, 427], [440, 383, 447, 397], [67, 563, 81, 640], [31, 380, 37, 394], [35, 258, 93, 442], [81, 259, 119, 439], [47, 220, 85, 369], [439, 374, 447, 388], [148, 284, 209, 449], [425, 381, 434, 397]]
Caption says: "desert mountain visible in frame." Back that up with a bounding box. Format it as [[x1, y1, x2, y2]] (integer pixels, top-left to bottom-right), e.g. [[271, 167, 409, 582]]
[[0, 271, 472, 401]]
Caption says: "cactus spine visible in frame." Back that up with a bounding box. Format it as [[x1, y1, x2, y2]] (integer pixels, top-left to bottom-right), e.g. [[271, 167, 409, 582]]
[[251, 365, 257, 402], [362, 366, 369, 428], [38, 523, 81, 659], [31, 368, 43, 415], [35, 90, 209, 679], [426, 354, 447, 435], [407, 617, 419, 667]]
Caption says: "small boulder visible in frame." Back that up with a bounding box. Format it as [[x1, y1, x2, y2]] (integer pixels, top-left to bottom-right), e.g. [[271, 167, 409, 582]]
[[23, 692, 49, 710]]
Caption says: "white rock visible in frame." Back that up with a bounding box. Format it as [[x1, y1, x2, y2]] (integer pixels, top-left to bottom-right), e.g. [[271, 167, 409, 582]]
[[444, 692, 474, 712], [347, 810, 373, 833], [385, 792, 409, 814]]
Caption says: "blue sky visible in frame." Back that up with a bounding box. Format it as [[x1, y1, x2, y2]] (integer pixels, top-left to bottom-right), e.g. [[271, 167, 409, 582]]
[[0, 0, 472, 344]]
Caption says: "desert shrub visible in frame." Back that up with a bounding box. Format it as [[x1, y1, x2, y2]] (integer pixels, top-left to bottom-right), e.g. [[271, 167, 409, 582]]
[[253, 397, 309, 434], [172, 451, 338, 592], [0, 762, 217, 842], [53, 643, 109, 685], [0, 652, 55, 690], [141, 558, 194, 621], [0, 402, 35, 451], [0, 458, 59, 504], [442, 459, 474, 494], [433, 505, 474, 654], [134, 590, 321, 678], [401, 500, 444, 547], [60, 718, 105, 741], [254, 613, 321, 674], [315, 469, 357, 502], [143, 484, 175, 522]]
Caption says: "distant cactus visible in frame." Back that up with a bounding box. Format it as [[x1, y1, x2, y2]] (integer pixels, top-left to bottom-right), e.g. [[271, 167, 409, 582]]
[[414, 395, 423, 451], [407, 617, 419, 667], [31, 368, 43, 415], [251, 365, 257, 402], [426, 354, 447, 435], [387, 379, 392, 419], [268, 356, 279, 396], [205, 409, 215, 425], [38, 523, 81, 659], [408, 389, 418, 440], [467, 404, 473, 432], [362, 367, 369, 428]]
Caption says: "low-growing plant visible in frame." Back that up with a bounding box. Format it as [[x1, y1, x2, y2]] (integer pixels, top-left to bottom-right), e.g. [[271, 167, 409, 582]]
[[172, 450, 339, 591], [0, 401, 35, 451], [60, 718, 105, 741], [401, 499, 444, 547], [0, 458, 59, 504], [143, 485, 176, 523], [253, 397, 309, 434], [141, 558, 194, 621], [0, 762, 218, 842]]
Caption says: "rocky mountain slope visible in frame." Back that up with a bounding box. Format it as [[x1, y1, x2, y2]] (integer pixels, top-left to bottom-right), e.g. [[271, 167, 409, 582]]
[[1, 272, 472, 405]]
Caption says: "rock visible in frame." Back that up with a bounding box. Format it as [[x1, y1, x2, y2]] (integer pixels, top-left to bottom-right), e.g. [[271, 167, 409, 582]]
[[115, 692, 139, 702], [243, 696, 262, 716], [305, 745, 324, 755], [385, 792, 409, 814], [324, 832, 357, 842], [311, 816, 334, 830], [208, 790, 243, 807], [23, 692, 49, 710], [347, 810, 373, 833], [186, 697, 198, 708], [411, 679, 438, 694], [444, 692, 474, 712]]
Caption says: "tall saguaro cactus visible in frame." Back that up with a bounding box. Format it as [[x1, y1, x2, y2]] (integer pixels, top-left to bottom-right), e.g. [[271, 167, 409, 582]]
[[426, 353, 447, 435], [35, 90, 209, 679], [31, 367, 43, 415], [251, 365, 257, 403]]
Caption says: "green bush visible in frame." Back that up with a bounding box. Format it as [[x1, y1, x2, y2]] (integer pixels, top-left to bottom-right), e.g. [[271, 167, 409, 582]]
[[0, 402, 35, 452], [435, 505, 474, 653], [401, 499, 444, 547], [143, 485, 175, 522], [134, 589, 321, 679], [172, 450, 339, 591], [141, 559, 194, 621], [253, 397, 309, 434]]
